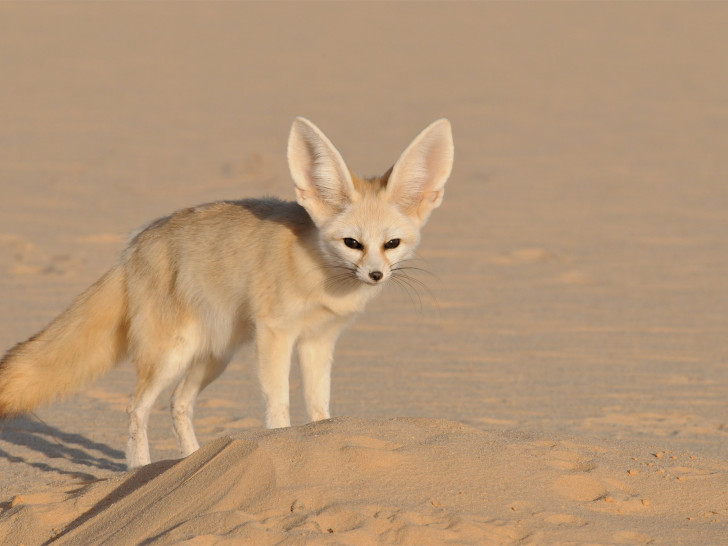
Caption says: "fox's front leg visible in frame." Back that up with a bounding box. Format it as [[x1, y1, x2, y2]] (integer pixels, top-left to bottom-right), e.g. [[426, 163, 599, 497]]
[[297, 326, 342, 422], [256, 325, 296, 428]]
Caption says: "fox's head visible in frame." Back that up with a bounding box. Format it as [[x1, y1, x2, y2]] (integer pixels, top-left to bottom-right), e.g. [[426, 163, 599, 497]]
[[287, 117, 453, 286]]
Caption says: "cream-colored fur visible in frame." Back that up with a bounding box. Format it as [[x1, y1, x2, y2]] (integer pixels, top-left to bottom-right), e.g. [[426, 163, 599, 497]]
[[0, 118, 454, 469]]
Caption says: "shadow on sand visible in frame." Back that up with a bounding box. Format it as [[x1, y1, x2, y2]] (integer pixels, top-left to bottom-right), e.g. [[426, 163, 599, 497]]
[[0, 415, 126, 477]]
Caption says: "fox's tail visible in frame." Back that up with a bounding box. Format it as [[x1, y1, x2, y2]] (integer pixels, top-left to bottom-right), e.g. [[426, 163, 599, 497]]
[[0, 265, 128, 416]]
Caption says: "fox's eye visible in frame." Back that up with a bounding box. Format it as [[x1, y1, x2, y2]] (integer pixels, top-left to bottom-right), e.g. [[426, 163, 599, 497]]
[[343, 238, 364, 250], [383, 238, 400, 250]]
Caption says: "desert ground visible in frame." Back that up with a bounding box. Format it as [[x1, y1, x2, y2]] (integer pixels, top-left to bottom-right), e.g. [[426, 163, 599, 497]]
[[0, 3, 726, 544]]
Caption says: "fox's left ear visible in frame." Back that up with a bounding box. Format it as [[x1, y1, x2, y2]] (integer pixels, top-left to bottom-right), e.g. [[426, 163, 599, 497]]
[[385, 119, 454, 226]]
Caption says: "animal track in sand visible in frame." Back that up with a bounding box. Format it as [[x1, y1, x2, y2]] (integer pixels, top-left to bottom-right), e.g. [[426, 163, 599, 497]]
[[285, 504, 368, 535], [539, 441, 640, 509], [371, 509, 522, 544], [546, 449, 597, 472], [553, 474, 610, 502]]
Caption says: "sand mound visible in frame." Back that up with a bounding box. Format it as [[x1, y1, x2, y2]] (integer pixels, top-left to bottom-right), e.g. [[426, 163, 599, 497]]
[[1, 417, 725, 544]]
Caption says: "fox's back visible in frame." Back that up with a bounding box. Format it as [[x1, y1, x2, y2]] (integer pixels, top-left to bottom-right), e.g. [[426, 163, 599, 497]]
[[123, 198, 317, 319], [129, 197, 313, 245]]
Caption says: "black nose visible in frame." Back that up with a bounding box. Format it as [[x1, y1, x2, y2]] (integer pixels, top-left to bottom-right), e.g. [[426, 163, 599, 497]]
[[369, 271, 383, 282]]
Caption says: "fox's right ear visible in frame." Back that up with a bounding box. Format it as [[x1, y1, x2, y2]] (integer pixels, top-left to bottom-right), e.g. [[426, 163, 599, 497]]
[[287, 117, 355, 226]]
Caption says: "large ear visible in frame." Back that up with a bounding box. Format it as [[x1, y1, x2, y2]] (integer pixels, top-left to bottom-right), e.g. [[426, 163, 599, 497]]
[[287, 117, 356, 226], [385, 119, 454, 225]]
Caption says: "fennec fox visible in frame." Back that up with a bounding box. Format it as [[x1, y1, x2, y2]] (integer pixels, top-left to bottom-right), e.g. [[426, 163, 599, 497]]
[[0, 118, 454, 469]]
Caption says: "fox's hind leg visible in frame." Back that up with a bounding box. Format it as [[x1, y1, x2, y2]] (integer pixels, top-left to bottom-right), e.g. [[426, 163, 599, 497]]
[[126, 335, 199, 469], [171, 354, 231, 457], [127, 367, 181, 469]]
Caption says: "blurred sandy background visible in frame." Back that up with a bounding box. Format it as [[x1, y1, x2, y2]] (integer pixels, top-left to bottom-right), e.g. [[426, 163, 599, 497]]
[[0, 2, 727, 543]]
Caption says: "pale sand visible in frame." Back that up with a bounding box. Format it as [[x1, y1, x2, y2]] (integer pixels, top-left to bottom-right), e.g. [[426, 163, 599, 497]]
[[0, 3, 727, 544]]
